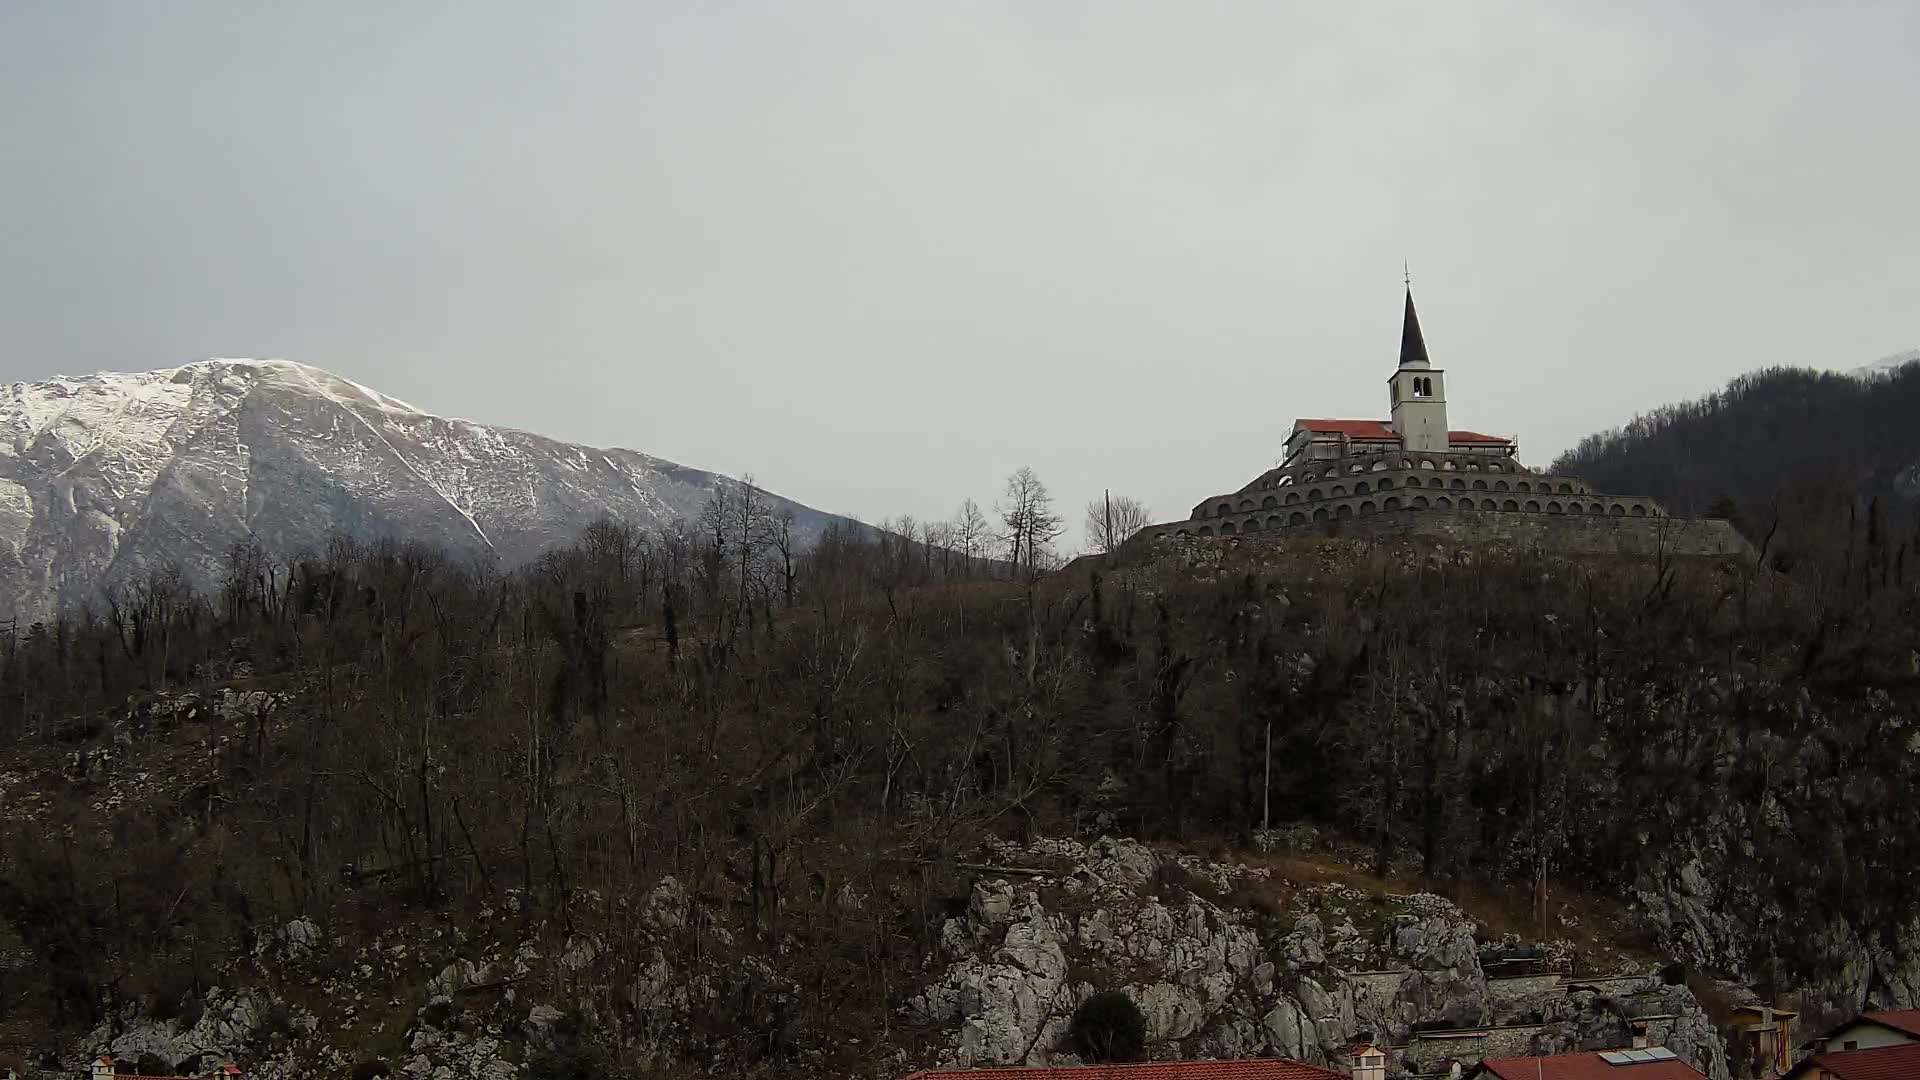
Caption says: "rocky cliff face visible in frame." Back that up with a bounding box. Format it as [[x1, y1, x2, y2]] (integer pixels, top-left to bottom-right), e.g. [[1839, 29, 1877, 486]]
[[55, 836, 1736, 1080], [0, 359, 843, 620], [907, 837, 1729, 1079], [1635, 811, 1920, 1024]]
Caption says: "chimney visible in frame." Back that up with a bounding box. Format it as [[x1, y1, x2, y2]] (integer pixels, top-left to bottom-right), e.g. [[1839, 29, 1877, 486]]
[[1349, 1043, 1387, 1080], [1631, 1022, 1649, 1050]]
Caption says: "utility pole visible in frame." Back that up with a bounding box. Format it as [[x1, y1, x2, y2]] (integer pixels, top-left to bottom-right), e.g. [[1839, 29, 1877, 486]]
[[1104, 489, 1112, 554], [1262, 718, 1272, 834]]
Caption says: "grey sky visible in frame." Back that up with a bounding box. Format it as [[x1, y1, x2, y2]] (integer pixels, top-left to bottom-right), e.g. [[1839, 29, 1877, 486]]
[[4, 3, 1916, 542]]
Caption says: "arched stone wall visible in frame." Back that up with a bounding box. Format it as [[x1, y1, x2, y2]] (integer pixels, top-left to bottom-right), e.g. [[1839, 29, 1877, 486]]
[[1233, 450, 1596, 502], [1210, 494, 1662, 537], [1174, 450, 1655, 538]]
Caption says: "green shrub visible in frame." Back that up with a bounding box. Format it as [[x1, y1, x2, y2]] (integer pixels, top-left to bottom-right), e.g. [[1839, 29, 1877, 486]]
[[255, 1001, 294, 1041], [526, 1046, 599, 1080], [1149, 860, 1195, 898], [1070, 991, 1146, 1063]]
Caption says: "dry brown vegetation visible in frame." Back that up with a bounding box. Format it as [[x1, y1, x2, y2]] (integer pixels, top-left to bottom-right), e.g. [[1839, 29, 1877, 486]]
[[1, 477, 1918, 1071]]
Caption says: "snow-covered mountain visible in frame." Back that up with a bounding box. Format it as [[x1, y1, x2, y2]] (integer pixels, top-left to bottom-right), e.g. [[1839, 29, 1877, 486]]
[[0, 359, 845, 620], [1845, 348, 1920, 379]]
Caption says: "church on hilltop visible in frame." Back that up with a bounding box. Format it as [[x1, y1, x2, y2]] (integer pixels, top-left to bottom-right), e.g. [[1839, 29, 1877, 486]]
[[1139, 287, 1750, 556]]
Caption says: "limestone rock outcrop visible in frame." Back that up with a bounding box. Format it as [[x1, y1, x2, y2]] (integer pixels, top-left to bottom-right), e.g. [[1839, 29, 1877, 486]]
[[910, 837, 1731, 1079]]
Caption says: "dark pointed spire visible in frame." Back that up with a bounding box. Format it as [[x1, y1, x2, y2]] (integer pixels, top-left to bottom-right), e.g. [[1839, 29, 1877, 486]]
[[1398, 286, 1430, 369]]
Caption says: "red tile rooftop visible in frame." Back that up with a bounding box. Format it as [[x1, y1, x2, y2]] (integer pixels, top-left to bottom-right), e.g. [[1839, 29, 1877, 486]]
[[1795, 1042, 1920, 1080], [902, 1059, 1344, 1080], [1292, 418, 1511, 445], [1861, 1008, 1920, 1037], [1475, 1050, 1705, 1080]]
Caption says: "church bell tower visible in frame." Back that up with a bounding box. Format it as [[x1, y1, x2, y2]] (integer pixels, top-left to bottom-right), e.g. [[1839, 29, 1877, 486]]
[[1388, 286, 1448, 453]]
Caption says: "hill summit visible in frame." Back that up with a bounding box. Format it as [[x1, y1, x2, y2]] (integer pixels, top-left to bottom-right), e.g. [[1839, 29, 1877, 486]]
[[1552, 354, 1920, 523], [0, 359, 838, 619]]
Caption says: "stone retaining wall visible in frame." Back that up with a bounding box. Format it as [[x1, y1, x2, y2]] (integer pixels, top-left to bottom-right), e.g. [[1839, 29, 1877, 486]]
[[1487, 972, 1569, 1003], [1403, 1024, 1556, 1072], [1147, 507, 1753, 559], [1307, 508, 1754, 558]]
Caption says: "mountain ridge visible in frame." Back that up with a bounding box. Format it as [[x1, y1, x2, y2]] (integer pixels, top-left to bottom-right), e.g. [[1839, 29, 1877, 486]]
[[1551, 355, 1920, 523], [0, 358, 844, 620], [1847, 347, 1920, 379]]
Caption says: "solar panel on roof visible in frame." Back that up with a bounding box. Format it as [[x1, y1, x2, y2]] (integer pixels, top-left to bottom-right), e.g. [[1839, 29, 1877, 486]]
[[1600, 1048, 1681, 1066]]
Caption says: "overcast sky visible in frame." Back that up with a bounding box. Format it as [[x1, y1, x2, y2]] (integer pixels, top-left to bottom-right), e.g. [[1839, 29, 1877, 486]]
[[4, 3, 1916, 540]]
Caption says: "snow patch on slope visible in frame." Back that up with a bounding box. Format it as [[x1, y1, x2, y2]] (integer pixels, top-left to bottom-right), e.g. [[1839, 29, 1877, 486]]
[[0, 357, 843, 621], [1846, 349, 1920, 379], [231, 358, 427, 415]]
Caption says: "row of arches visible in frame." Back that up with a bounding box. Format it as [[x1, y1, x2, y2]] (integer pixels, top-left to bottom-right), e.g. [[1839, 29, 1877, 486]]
[[1218, 476, 1589, 516], [1268, 454, 1519, 487], [1183, 497, 1658, 537]]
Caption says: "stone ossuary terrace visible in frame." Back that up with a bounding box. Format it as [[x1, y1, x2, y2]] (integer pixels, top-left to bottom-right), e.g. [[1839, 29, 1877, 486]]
[[1138, 283, 1727, 550], [1171, 450, 1660, 539]]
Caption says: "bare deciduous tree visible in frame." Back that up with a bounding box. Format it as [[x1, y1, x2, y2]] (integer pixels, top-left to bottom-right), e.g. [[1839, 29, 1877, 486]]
[[1083, 493, 1153, 553], [998, 467, 1064, 579], [952, 498, 990, 577]]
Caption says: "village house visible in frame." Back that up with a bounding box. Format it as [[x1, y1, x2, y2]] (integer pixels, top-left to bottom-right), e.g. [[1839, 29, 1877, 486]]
[[901, 1055, 1361, 1080], [1775, 1008, 1920, 1080], [1465, 1047, 1707, 1080], [1803, 1009, 1920, 1054], [1780, 1041, 1920, 1080], [87, 1058, 240, 1080]]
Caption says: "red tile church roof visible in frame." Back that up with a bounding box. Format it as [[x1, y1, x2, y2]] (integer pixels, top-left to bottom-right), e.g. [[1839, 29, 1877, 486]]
[[1292, 419, 1512, 445], [902, 1060, 1343, 1080], [1294, 418, 1399, 440]]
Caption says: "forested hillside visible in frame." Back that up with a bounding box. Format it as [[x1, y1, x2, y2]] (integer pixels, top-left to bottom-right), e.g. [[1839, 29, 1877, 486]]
[[1553, 358, 1920, 530], [3, 468, 1919, 1077]]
